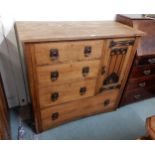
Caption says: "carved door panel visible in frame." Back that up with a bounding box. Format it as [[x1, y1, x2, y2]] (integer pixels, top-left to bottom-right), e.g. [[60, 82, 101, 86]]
[[96, 38, 135, 93]]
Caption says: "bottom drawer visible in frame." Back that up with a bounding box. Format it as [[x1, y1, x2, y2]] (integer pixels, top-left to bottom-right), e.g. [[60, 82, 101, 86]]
[[41, 90, 119, 131], [121, 86, 155, 105]]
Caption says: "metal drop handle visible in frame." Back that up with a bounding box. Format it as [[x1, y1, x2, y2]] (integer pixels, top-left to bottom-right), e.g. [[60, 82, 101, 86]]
[[143, 69, 151, 76], [138, 82, 146, 88], [82, 67, 90, 77], [148, 58, 155, 64], [134, 94, 141, 99], [84, 46, 92, 57], [50, 48, 59, 60], [51, 92, 59, 101], [51, 71, 59, 81], [51, 112, 59, 120], [104, 99, 110, 106], [80, 87, 87, 95]]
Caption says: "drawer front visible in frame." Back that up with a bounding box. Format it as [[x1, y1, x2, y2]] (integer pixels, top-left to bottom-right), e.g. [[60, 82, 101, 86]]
[[122, 86, 155, 104], [38, 79, 96, 108], [127, 75, 155, 90], [40, 90, 119, 130], [131, 65, 155, 79], [37, 60, 100, 87], [134, 55, 155, 66], [34, 40, 104, 65]]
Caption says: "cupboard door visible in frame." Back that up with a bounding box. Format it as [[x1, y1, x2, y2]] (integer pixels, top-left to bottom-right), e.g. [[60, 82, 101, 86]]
[[96, 38, 135, 93]]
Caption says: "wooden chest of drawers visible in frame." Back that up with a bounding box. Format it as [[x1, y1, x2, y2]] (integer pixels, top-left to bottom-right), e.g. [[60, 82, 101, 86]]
[[15, 21, 142, 132], [116, 14, 155, 106], [0, 74, 10, 140]]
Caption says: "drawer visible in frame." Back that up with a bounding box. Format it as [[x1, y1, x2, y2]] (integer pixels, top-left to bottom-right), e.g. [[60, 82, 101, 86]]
[[40, 90, 119, 130], [134, 55, 155, 66], [130, 65, 155, 79], [38, 79, 96, 109], [37, 60, 100, 87], [127, 75, 155, 90], [122, 86, 155, 104], [34, 40, 104, 65]]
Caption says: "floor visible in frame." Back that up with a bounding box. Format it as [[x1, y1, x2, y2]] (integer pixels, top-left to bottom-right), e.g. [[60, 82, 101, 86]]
[[10, 98, 155, 140]]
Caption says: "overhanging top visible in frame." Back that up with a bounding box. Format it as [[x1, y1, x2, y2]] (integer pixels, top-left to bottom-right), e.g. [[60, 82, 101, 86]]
[[15, 21, 144, 43]]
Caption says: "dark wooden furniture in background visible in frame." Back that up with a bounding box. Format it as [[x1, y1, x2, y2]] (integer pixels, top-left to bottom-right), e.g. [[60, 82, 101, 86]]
[[116, 14, 155, 106], [15, 21, 142, 133], [0, 74, 10, 140]]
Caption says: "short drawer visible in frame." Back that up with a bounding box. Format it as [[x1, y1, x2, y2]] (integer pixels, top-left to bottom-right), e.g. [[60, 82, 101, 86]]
[[40, 90, 119, 130], [134, 55, 155, 66], [36, 60, 100, 87], [38, 79, 96, 108], [127, 75, 155, 90], [34, 40, 104, 65], [130, 65, 155, 79], [122, 86, 155, 104]]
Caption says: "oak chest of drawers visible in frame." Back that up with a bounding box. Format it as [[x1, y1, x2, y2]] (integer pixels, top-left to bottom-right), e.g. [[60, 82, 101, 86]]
[[116, 14, 155, 106], [0, 74, 10, 140], [15, 21, 142, 133]]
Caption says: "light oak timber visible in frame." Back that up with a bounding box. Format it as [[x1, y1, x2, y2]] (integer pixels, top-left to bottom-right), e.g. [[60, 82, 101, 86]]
[[16, 21, 143, 132], [34, 40, 103, 65], [36, 60, 100, 87], [38, 79, 97, 109], [15, 21, 143, 43], [41, 90, 119, 130]]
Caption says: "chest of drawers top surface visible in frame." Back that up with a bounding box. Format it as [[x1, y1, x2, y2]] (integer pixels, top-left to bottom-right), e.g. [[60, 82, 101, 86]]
[[15, 21, 143, 43]]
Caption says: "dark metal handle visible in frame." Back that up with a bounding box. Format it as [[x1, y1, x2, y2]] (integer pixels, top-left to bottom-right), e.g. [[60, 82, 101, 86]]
[[101, 66, 106, 75], [80, 87, 87, 95], [82, 67, 89, 77], [104, 99, 110, 106], [110, 40, 135, 48], [103, 72, 119, 85], [50, 48, 59, 60], [51, 71, 59, 81], [143, 69, 151, 76], [99, 84, 121, 93], [111, 48, 128, 55], [84, 46, 92, 57], [51, 92, 59, 101], [148, 58, 155, 64], [134, 94, 141, 99], [138, 82, 146, 88], [51, 112, 59, 120]]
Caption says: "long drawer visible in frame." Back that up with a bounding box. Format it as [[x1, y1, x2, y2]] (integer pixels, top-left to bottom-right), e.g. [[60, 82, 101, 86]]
[[34, 40, 104, 65], [134, 55, 155, 66], [130, 65, 155, 79], [36, 60, 100, 87], [40, 90, 119, 130], [38, 79, 96, 109]]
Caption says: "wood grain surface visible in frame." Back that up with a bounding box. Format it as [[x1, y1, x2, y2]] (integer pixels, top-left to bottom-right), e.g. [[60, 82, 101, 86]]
[[15, 21, 143, 42]]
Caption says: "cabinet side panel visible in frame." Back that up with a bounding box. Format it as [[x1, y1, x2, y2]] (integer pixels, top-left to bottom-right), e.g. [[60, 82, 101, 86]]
[[24, 44, 42, 133]]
